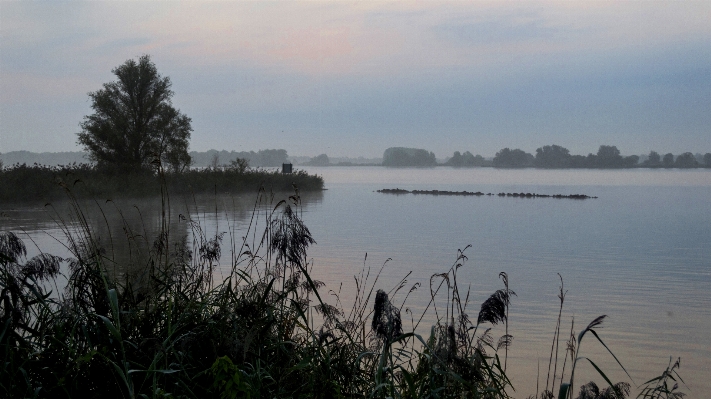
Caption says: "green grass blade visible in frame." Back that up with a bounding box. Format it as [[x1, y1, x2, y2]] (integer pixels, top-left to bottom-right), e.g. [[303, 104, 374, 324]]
[[588, 329, 634, 384]]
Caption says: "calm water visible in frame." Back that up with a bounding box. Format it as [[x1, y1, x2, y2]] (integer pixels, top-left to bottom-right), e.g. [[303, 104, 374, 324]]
[[2, 167, 709, 396]]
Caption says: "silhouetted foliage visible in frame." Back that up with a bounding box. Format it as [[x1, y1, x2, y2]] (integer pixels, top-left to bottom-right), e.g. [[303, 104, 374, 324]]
[[643, 151, 661, 167], [662, 153, 675, 167], [535, 145, 572, 168], [77, 55, 192, 173], [371, 290, 402, 342], [637, 357, 687, 398], [623, 155, 640, 167], [477, 289, 513, 325], [567, 155, 586, 168], [704, 153, 711, 168], [306, 153, 330, 166], [0, 162, 323, 203], [594, 145, 625, 168], [382, 147, 436, 167], [674, 152, 698, 168], [227, 157, 250, 173], [576, 381, 630, 399], [446, 151, 486, 167], [493, 148, 534, 168], [447, 151, 464, 167]]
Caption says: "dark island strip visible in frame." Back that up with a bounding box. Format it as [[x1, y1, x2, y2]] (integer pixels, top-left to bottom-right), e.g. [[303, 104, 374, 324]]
[[376, 188, 596, 199]]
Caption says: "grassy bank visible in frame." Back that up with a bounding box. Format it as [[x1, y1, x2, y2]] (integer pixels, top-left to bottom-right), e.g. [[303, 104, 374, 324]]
[[1, 187, 686, 398], [0, 163, 323, 204]]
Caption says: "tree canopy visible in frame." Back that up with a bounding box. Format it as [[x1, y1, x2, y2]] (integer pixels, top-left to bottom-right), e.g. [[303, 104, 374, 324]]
[[594, 145, 624, 168], [534, 145, 571, 168], [446, 151, 486, 167], [382, 147, 436, 167], [492, 148, 533, 168], [662, 153, 675, 167], [306, 154, 330, 166], [674, 152, 698, 168], [643, 151, 661, 167], [78, 55, 192, 172]]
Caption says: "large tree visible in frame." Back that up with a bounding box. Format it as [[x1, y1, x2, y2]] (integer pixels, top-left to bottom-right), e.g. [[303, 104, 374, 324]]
[[645, 150, 661, 166], [662, 153, 675, 167], [595, 145, 624, 168], [78, 55, 192, 172], [492, 148, 534, 168], [674, 152, 698, 168], [534, 144, 571, 168]]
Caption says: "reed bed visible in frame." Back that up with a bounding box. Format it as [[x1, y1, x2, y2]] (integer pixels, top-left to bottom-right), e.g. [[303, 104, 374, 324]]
[[0, 162, 323, 204], [0, 171, 686, 398]]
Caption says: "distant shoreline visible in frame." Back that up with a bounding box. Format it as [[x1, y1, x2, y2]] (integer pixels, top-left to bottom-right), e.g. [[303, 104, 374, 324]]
[[3, 150, 710, 170], [303, 163, 711, 169]]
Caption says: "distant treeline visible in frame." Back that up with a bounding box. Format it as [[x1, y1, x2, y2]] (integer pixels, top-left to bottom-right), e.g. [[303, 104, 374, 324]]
[[378, 145, 711, 168], [4, 146, 710, 170], [491, 145, 711, 169]]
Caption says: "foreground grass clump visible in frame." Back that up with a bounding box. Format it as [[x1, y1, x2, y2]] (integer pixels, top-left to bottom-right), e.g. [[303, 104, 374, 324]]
[[1, 185, 687, 398], [1, 186, 519, 398], [0, 162, 323, 203]]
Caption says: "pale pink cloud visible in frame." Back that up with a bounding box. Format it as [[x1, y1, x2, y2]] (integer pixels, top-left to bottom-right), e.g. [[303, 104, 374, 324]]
[[8, 1, 698, 81]]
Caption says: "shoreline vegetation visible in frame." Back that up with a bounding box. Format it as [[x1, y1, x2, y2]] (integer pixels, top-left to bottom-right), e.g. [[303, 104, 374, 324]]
[[0, 162, 323, 204], [0, 185, 686, 398], [377, 188, 597, 199]]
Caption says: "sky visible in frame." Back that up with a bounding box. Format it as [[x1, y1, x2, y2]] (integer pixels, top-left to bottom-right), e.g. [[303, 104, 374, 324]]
[[1, 1, 710, 158]]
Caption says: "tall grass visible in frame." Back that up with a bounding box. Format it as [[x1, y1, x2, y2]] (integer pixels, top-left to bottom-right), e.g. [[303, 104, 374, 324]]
[[1, 186, 516, 398], [1, 168, 687, 398]]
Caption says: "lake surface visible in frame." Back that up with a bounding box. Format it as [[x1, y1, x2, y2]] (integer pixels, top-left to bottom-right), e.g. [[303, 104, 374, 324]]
[[2, 167, 709, 397]]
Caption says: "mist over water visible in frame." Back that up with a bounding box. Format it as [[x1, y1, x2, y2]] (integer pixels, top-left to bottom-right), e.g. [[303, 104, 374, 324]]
[[2, 167, 709, 396]]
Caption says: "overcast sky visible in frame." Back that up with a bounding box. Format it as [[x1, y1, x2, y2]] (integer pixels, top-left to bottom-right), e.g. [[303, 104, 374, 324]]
[[1, 1, 710, 158]]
